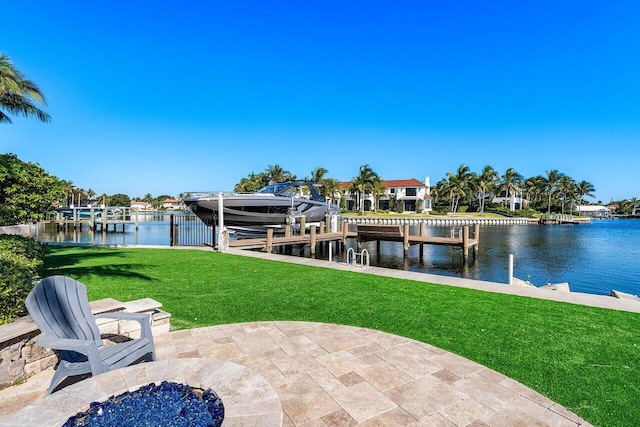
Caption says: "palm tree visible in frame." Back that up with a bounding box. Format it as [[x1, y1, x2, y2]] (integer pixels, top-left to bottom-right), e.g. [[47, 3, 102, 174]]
[[544, 169, 563, 214], [348, 164, 381, 214], [524, 176, 545, 211], [322, 178, 342, 204], [371, 179, 387, 213], [310, 167, 328, 182], [0, 54, 51, 123], [445, 164, 475, 214], [265, 164, 293, 184], [499, 167, 524, 210], [476, 165, 499, 215], [558, 175, 576, 215], [576, 180, 596, 210]]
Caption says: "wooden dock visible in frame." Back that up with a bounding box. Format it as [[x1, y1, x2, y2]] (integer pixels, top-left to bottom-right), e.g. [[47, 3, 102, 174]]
[[228, 221, 354, 255], [227, 220, 479, 260], [357, 223, 479, 259]]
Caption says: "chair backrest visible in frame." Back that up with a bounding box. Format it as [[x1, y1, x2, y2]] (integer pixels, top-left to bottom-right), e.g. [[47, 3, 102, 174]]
[[26, 276, 102, 345]]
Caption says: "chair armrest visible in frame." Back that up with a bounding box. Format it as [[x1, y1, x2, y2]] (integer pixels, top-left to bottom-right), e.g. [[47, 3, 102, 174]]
[[36, 335, 109, 375], [94, 312, 154, 341], [36, 336, 98, 354], [94, 311, 150, 322]]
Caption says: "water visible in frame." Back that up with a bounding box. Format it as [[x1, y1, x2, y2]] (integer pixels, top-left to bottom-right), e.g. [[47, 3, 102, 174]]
[[32, 215, 640, 297]]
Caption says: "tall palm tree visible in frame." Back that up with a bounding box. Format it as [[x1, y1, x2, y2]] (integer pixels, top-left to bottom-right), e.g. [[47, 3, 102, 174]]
[[524, 176, 546, 211], [544, 169, 563, 214], [265, 164, 293, 184], [445, 164, 475, 214], [371, 179, 387, 213], [0, 54, 51, 123], [558, 175, 576, 215], [348, 164, 381, 214], [500, 167, 524, 210], [576, 180, 596, 209], [476, 165, 499, 215], [310, 167, 328, 182], [322, 178, 342, 204]]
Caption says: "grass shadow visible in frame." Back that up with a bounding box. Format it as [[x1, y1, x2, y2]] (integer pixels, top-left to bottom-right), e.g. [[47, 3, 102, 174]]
[[44, 246, 154, 281]]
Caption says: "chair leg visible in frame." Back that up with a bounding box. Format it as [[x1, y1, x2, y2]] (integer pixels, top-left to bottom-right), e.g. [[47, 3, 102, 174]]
[[47, 364, 69, 395]]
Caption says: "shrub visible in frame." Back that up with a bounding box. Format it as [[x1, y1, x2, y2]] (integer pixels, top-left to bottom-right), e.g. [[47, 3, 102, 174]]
[[457, 206, 468, 213], [396, 202, 404, 213], [0, 235, 47, 324]]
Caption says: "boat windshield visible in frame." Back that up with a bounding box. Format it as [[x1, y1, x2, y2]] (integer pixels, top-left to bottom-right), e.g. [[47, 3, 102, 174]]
[[257, 181, 324, 201], [257, 183, 293, 195]]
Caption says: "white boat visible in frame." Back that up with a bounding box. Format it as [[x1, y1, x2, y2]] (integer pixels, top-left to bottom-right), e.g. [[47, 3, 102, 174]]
[[184, 181, 339, 227]]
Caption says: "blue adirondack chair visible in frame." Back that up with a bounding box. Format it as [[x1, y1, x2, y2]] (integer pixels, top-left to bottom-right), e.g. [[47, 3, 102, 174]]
[[25, 275, 157, 395]]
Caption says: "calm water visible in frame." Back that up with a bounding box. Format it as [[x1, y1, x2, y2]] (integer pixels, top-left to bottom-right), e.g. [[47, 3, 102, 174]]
[[353, 219, 640, 296], [33, 215, 640, 297]]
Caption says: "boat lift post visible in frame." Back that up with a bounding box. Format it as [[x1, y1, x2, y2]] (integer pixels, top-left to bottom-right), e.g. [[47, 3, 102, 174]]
[[217, 192, 229, 251], [508, 254, 514, 285]]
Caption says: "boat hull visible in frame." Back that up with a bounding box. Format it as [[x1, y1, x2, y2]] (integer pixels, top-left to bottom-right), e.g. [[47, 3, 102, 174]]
[[185, 195, 337, 226]]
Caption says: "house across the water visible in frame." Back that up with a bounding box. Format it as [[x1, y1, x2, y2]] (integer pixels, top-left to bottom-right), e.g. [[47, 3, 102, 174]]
[[340, 177, 432, 213], [577, 205, 612, 218]]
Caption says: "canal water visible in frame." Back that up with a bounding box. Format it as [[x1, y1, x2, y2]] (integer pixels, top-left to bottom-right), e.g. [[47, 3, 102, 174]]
[[32, 215, 640, 297]]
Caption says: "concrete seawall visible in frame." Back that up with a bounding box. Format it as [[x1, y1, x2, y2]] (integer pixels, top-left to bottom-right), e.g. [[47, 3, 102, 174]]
[[343, 216, 532, 226]]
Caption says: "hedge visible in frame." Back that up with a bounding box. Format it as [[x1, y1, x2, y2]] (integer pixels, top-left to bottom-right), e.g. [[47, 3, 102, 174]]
[[0, 235, 47, 324]]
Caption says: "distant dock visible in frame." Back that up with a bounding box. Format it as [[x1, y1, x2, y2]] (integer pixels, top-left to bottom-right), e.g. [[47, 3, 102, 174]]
[[40, 207, 139, 232]]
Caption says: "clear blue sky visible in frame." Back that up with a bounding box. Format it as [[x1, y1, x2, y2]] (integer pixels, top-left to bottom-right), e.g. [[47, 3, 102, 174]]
[[2, 1, 639, 202]]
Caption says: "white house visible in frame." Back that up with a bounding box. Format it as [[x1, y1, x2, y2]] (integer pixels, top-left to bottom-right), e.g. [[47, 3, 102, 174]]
[[131, 201, 154, 211], [491, 186, 528, 211], [161, 199, 184, 210], [341, 177, 432, 213], [577, 205, 612, 218]]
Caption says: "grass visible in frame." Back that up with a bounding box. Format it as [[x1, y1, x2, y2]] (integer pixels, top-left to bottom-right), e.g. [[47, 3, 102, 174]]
[[44, 246, 640, 427]]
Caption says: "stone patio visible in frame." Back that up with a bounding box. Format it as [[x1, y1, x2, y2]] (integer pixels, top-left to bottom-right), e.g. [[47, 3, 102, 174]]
[[0, 321, 592, 426]]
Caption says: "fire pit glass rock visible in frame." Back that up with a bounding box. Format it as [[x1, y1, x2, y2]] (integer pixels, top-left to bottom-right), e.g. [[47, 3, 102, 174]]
[[62, 381, 224, 427]]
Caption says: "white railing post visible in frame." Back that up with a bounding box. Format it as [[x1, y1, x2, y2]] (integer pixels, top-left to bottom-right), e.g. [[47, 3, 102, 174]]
[[508, 254, 514, 285]]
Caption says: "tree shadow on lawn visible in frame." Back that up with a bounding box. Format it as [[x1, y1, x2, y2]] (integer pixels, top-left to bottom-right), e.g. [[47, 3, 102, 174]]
[[44, 246, 154, 281]]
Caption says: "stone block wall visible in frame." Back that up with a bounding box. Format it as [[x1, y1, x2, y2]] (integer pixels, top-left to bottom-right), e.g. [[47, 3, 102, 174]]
[[0, 298, 170, 388]]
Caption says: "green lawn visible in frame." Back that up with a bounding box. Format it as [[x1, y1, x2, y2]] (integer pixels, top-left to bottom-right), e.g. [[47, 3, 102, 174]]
[[44, 246, 640, 427]]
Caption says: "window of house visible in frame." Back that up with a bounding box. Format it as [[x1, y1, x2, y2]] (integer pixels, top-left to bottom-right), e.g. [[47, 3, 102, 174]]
[[390, 188, 395, 194], [406, 188, 417, 197]]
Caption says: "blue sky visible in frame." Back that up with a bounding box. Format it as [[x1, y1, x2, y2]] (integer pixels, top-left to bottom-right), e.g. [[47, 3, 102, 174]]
[[2, 1, 639, 202]]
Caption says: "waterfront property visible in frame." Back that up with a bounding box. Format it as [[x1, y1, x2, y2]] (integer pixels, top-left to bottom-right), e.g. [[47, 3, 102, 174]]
[[576, 205, 613, 218], [340, 177, 433, 213]]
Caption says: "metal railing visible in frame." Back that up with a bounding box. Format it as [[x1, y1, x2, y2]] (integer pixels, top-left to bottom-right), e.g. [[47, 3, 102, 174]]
[[169, 214, 214, 246]]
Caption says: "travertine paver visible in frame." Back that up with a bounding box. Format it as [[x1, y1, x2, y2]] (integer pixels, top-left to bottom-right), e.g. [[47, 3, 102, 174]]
[[0, 321, 593, 426]]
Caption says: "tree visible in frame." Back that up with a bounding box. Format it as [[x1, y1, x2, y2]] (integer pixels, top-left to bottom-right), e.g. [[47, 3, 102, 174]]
[[558, 175, 576, 214], [109, 193, 131, 207], [499, 167, 524, 210], [576, 180, 596, 209], [266, 164, 294, 184], [371, 179, 386, 213], [321, 178, 342, 204], [234, 172, 268, 193], [524, 175, 545, 211], [444, 164, 476, 214], [0, 153, 67, 225], [348, 164, 381, 214], [544, 169, 563, 214], [476, 165, 499, 215], [310, 167, 328, 182], [0, 54, 51, 123]]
